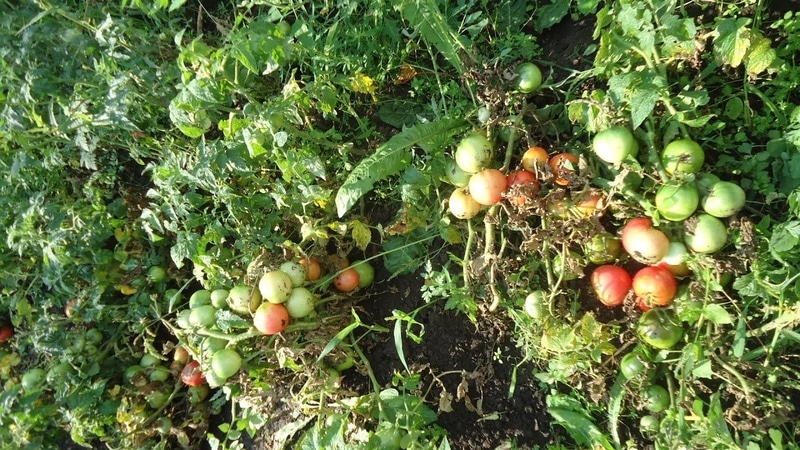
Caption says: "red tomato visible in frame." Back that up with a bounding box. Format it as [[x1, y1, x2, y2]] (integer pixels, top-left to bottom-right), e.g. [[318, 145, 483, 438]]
[[521, 146, 549, 172], [468, 169, 508, 205], [633, 266, 678, 307], [180, 361, 205, 387], [636, 297, 652, 312], [334, 268, 360, 293], [0, 325, 13, 343], [253, 303, 290, 335], [591, 265, 632, 306], [506, 169, 540, 206], [548, 153, 579, 186]]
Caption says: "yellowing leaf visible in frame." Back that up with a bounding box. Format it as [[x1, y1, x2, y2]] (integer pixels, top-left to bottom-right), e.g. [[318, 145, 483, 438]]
[[116, 284, 138, 295], [350, 220, 372, 251], [745, 33, 776, 76], [350, 72, 377, 101], [395, 65, 418, 84]]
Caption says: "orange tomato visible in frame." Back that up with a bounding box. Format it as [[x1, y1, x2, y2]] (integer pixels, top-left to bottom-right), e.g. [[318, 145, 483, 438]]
[[506, 169, 540, 206], [521, 146, 549, 172], [467, 169, 508, 206], [299, 257, 322, 281], [573, 190, 605, 217], [548, 153, 579, 186], [334, 268, 360, 292]]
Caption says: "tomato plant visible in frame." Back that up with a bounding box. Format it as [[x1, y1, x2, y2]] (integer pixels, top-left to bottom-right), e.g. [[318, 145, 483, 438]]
[[655, 182, 699, 221], [684, 213, 728, 254], [521, 146, 549, 172], [661, 139, 705, 175], [633, 266, 677, 307], [515, 62, 543, 93], [591, 126, 638, 164], [455, 132, 494, 173], [449, 188, 482, 219], [591, 265, 632, 306], [548, 153, 579, 186], [253, 302, 290, 335], [180, 361, 205, 387], [468, 169, 508, 206], [637, 308, 683, 350]]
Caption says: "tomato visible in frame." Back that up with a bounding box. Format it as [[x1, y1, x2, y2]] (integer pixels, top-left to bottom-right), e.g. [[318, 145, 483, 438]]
[[524, 290, 547, 319], [147, 391, 170, 409], [201, 337, 227, 357], [149, 365, 171, 382], [573, 190, 605, 217], [299, 257, 322, 281], [140, 353, 161, 368], [661, 139, 705, 175], [591, 126, 639, 164], [643, 384, 670, 413], [701, 180, 746, 218], [207, 289, 227, 308], [444, 159, 471, 187], [449, 188, 482, 219], [584, 232, 622, 265], [655, 182, 699, 221], [521, 146, 549, 172], [85, 328, 103, 345], [164, 289, 182, 307], [0, 325, 13, 343], [284, 287, 316, 318], [351, 260, 375, 288], [591, 265, 632, 307], [548, 153, 579, 186], [187, 384, 209, 404], [553, 250, 583, 281], [633, 266, 677, 307], [210, 348, 242, 380], [334, 268, 360, 292], [176, 309, 192, 329], [254, 302, 290, 335], [189, 304, 217, 328], [621, 219, 670, 265], [619, 351, 646, 379], [326, 254, 351, 272], [174, 346, 190, 364], [468, 169, 508, 206], [635, 296, 651, 312], [225, 285, 251, 314], [639, 415, 660, 434], [515, 62, 543, 93], [21, 368, 47, 392], [455, 132, 494, 173], [189, 290, 211, 308], [695, 172, 721, 196], [684, 214, 727, 254], [277, 261, 305, 287], [259, 270, 293, 304], [545, 197, 573, 220], [656, 242, 691, 277], [147, 266, 167, 283], [637, 308, 683, 349], [505, 169, 540, 206]]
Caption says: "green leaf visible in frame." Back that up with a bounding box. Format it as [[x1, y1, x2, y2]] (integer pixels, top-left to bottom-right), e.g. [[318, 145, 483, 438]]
[[702, 304, 733, 325], [535, 1, 571, 33], [630, 83, 659, 129], [334, 118, 466, 217], [398, 0, 472, 74]]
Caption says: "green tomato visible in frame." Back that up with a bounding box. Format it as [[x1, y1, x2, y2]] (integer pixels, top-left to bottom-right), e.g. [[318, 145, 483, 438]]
[[455, 132, 493, 174], [209, 289, 229, 308], [523, 290, 547, 319], [701, 181, 746, 218], [684, 214, 727, 254], [584, 232, 622, 265], [661, 139, 705, 175], [21, 368, 47, 392], [643, 384, 670, 413], [259, 270, 293, 304], [148, 266, 167, 283], [187, 384, 210, 404], [284, 287, 316, 319], [189, 305, 217, 328], [210, 348, 242, 380], [280, 261, 307, 287], [201, 337, 227, 357], [553, 250, 582, 281], [85, 328, 103, 345], [655, 182, 699, 221], [149, 365, 171, 383], [176, 308, 192, 329], [591, 126, 639, 164], [351, 260, 375, 288], [445, 159, 471, 187], [516, 62, 543, 93], [619, 352, 646, 380], [637, 309, 683, 350], [226, 284, 252, 314], [164, 288, 182, 307], [140, 353, 161, 368], [639, 415, 660, 434]]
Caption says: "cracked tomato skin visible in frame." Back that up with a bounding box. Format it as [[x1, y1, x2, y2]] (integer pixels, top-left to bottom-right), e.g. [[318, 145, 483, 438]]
[[637, 308, 683, 350]]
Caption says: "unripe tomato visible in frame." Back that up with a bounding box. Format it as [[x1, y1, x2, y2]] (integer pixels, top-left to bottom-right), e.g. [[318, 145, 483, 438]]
[[548, 153, 579, 186], [591, 126, 638, 164], [468, 169, 508, 206], [661, 139, 705, 175], [189, 289, 212, 309], [637, 308, 683, 349], [210, 348, 242, 380], [280, 261, 307, 287], [619, 352, 647, 380], [656, 242, 691, 277], [259, 270, 293, 304], [643, 384, 670, 413], [633, 266, 677, 307], [148, 266, 168, 283], [521, 146, 549, 172], [227, 284, 253, 314], [455, 133, 493, 173], [573, 190, 605, 217], [591, 265, 632, 307], [334, 268, 360, 292], [684, 214, 727, 254], [584, 233, 622, 265], [701, 180, 746, 218], [253, 302, 290, 335], [444, 159, 471, 187], [284, 287, 316, 318], [523, 290, 547, 319], [351, 260, 375, 288], [449, 188, 481, 220], [655, 182, 699, 221], [515, 62, 543, 93]]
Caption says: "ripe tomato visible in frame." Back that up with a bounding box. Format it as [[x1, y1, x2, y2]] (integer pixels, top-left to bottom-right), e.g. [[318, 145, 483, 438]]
[[505, 169, 540, 206], [547, 153, 579, 186], [591, 265, 632, 307], [0, 325, 13, 343], [621, 218, 670, 265], [684, 214, 728, 254], [455, 132, 494, 173], [516, 62, 543, 93], [591, 126, 638, 164], [661, 139, 705, 175], [521, 146, 549, 172], [449, 188, 482, 219], [180, 361, 205, 387], [253, 302, 290, 335], [637, 308, 683, 349], [633, 266, 677, 307], [334, 268, 360, 292], [299, 257, 322, 281], [468, 169, 508, 206]]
